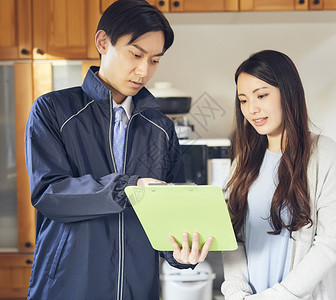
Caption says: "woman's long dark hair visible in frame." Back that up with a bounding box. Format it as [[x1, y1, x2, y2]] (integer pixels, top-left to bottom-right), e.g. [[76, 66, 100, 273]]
[[227, 50, 313, 237]]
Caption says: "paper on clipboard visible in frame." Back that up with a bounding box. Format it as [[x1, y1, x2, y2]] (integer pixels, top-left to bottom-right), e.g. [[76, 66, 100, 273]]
[[125, 184, 237, 251]]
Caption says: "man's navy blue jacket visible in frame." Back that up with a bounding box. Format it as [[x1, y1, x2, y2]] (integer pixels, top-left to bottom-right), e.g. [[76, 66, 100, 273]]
[[25, 66, 187, 300]]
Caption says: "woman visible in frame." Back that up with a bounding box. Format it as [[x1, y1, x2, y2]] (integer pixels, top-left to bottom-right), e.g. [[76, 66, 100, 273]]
[[221, 50, 336, 300]]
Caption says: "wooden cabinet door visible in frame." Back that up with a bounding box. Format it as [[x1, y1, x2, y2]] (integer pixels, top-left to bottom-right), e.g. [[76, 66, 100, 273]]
[[14, 63, 36, 253], [0, 63, 35, 299], [309, 0, 336, 10], [33, 0, 100, 59], [101, 0, 169, 12], [170, 0, 238, 11], [240, 0, 308, 11], [0, 0, 32, 60], [148, 0, 170, 12], [0, 253, 34, 299], [100, 0, 117, 12], [322, 0, 336, 9]]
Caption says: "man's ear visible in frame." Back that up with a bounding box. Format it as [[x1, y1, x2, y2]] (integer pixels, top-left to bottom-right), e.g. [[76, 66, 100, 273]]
[[95, 30, 110, 55]]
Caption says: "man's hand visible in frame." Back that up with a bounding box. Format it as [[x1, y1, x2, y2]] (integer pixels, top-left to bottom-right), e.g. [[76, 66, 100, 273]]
[[168, 232, 213, 265], [136, 178, 165, 186]]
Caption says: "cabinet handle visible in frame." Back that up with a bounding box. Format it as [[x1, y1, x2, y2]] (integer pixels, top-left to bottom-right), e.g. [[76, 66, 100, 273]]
[[25, 242, 32, 248], [36, 49, 44, 55], [158, 0, 165, 6], [298, 0, 305, 4], [173, 1, 180, 7], [26, 259, 33, 265], [21, 48, 29, 55], [313, 0, 320, 4]]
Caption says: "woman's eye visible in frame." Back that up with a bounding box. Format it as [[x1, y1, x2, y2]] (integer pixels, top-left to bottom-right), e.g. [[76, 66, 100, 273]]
[[151, 59, 160, 64], [258, 93, 268, 99], [239, 99, 246, 104]]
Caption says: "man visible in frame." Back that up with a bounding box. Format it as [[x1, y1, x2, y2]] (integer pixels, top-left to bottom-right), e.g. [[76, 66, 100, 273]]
[[25, 1, 212, 299]]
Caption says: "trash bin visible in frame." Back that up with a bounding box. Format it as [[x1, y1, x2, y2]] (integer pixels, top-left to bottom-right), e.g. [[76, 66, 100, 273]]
[[160, 260, 216, 300]]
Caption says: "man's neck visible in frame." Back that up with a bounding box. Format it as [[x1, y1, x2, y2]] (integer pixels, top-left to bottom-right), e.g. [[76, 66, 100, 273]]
[[96, 72, 126, 104]]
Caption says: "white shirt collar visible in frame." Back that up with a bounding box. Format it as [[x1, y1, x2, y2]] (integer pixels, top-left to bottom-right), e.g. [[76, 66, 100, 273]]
[[113, 96, 134, 122]]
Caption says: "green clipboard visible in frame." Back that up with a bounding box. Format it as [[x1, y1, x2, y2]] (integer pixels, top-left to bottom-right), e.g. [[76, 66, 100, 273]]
[[125, 184, 237, 251]]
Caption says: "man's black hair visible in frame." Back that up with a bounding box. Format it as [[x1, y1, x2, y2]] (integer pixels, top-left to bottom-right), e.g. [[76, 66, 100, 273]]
[[97, 0, 174, 53]]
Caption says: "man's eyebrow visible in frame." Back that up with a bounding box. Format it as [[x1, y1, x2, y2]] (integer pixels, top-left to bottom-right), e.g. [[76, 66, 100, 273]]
[[132, 44, 164, 57]]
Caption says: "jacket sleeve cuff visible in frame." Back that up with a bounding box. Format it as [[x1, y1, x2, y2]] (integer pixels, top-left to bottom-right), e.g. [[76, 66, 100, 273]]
[[160, 251, 197, 270], [128, 175, 140, 187], [122, 175, 140, 207]]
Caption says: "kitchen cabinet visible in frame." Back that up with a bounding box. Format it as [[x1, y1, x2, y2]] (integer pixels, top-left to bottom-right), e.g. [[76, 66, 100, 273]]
[[0, 0, 101, 61], [0, 62, 35, 254], [0, 253, 34, 298], [240, 0, 336, 10], [90, 0, 336, 12], [0, 60, 92, 298], [14, 63, 36, 254], [33, 0, 100, 60], [100, 0, 117, 11], [101, 0, 170, 12], [101, 0, 238, 13], [239, 0, 309, 11], [148, 0, 170, 11], [102, 0, 335, 11], [0, 62, 35, 299], [170, 0, 239, 12], [0, 0, 33, 59], [309, 0, 336, 10], [2, 0, 336, 61]]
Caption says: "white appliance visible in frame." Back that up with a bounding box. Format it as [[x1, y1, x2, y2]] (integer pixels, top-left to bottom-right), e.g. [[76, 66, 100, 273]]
[[179, 139, 231, 189], [160, 260, 216, 300]]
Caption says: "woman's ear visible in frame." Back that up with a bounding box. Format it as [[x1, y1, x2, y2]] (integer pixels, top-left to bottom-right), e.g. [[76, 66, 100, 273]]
[[95, 30, 110, 55]]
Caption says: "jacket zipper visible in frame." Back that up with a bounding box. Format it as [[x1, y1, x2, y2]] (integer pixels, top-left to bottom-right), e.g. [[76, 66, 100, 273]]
[[111, 100, 170, 298], [118, 112, 139, 300], [112, 106, 166, 299], [108, 91, 122, 300], [110, 90, 140, 300]]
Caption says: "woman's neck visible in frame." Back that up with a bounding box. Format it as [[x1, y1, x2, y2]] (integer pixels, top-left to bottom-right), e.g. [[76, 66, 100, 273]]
[[267, 133, 284, 153]]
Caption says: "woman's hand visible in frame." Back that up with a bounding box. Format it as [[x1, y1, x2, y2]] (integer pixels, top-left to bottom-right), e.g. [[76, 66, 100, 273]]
[[169, 232, 213, 265]]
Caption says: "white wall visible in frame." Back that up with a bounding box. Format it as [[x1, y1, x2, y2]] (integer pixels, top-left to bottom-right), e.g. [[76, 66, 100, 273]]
[[149, 11, 336, 142]]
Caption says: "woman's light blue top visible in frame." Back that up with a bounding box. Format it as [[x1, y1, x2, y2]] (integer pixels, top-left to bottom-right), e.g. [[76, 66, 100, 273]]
[[245, 149, 292, 294]]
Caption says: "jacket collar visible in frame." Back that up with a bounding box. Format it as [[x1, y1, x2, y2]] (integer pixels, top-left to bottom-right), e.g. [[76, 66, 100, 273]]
[[82, 66, 160, 113]]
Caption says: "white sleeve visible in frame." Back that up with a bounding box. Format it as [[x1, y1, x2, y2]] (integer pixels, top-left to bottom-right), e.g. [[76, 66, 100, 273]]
[[221, 242, 253, 300], [245, 283, 304, 300]]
